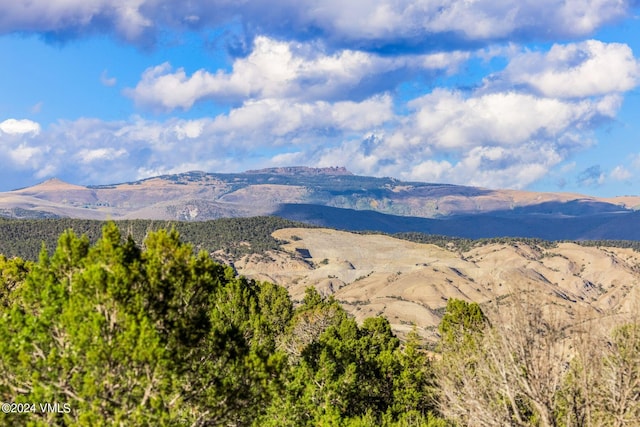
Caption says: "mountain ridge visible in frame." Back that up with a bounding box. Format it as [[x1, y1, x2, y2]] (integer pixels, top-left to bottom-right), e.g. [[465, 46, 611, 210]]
[[2, 167, 639, 240]]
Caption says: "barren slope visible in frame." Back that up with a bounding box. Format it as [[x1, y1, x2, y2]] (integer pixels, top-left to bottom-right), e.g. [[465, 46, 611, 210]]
[[233, 228, 640, 341]]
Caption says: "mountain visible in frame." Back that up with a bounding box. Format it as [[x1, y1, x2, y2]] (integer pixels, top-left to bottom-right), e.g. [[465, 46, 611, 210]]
[[1, 167, 639, 240]]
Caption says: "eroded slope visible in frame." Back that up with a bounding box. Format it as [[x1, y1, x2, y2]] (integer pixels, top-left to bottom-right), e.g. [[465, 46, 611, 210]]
[[233, 228, 640, 341]]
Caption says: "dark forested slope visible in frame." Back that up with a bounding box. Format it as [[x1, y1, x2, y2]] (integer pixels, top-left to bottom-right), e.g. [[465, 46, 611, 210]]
[[0, 217, 312, 260]]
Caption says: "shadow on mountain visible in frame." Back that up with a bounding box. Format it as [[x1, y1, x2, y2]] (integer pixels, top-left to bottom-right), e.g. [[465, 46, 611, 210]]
[[489, 199, 628, 217], [273, 203, 640, 240]]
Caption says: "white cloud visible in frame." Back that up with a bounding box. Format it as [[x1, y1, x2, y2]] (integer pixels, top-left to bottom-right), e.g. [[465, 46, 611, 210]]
[[126, 62, 214, 111], [205, 95, 394, 139], [0, 118, 41, 135], [0, 82, 626, 191], [610, 165, 632, 181], [295, 85, 623, 189], [403, 89, 615, 150], [100, 70, 117, 87], [1, 1, 634, 49], [0, 94, 393, 186], [409, 160, 454, 182], [419, 0, 631, 40], [442, 144, 559, 189], [0, 0, 152, 43], [9, 144, 44, 167], [76, 148, 127, 163], [47, 80, 621, 190], [313, 136, 387, 175], [127, 36, 469, 111], [395, 140, 557, 189], [0, 32, 637, 192], [174, 120, 205, 139], [0, 2, 637, 195], [269, 151, 306, 167], [499, 40, 640, 98]]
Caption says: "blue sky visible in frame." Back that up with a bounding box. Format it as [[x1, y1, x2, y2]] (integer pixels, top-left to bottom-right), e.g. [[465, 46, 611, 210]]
[[1, 1, 639, 196]]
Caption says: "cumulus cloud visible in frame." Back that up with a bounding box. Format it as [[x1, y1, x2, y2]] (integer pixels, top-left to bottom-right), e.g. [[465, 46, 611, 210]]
[[9, 144, 45, 167], [1, 75, 627, 191], [203, 95, 393, 141], [0, 95, 393, 187], [127, 36, 469, 110], [610, 165, 632, 181], [441, 144, 559, 189], [0, 0, 154, 43], [498, 40, 640, 98], [76, 147, 127, 163], [403, 90, 617, 150], [403, 89, 619, 188], [0, 118, 41, 135], [289, 83, 623, 189], [1, 34, 638, 192], [0, 1, 636, 49]]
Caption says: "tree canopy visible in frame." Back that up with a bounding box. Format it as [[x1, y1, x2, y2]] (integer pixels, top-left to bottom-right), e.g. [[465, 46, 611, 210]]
[[0, 223, 443, 426], [1, 223, 638, 426]]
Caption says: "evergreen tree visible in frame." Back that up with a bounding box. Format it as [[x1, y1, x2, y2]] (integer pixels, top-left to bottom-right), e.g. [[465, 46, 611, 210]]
[[0, 223, 449, 426]]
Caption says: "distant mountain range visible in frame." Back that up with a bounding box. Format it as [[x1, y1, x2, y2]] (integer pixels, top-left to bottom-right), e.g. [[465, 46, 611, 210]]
[[1, 166, 639, 240]]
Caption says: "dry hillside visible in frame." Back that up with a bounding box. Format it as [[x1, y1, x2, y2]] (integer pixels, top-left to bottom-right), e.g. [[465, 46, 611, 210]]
[[232, 228, 640, 342], [3, 170, 640, 222]]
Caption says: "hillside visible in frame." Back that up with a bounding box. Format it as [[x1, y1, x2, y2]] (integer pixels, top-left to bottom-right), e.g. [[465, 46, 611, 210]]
[[233, 227, 640, 342], [1, 167, 639, 240], [0, 217, 312, 260], [0, 216, 638, 344], [2, 220, 638, 426]]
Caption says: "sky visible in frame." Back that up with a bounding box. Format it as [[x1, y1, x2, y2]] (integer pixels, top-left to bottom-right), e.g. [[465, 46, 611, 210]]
[[1, 1, 640, 196]]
